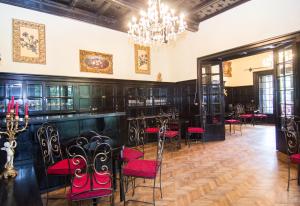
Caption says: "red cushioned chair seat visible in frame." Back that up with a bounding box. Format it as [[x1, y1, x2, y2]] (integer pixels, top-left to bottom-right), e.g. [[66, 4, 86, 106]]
[[291, 154, 300, 164], [225, 119, 241, 124], [67, 172, 112, 201], [47, 158, 85, 175], [239, 114, 253, 119], [122, 147, 144, 162], [188, 127, 205, 133], [123, 159, 159, 179], [254, 114, 268, 118], [165, 131, 179, 138], [145, 127, 159, 133]]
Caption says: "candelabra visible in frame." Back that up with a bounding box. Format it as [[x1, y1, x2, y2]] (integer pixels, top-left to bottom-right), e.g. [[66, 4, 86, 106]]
[[0, 98, 29, 179]]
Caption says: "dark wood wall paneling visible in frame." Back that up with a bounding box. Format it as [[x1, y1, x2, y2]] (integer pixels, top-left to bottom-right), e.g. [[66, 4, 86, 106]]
[[0, 73, 198, 191], [224, 85, 254, 112]]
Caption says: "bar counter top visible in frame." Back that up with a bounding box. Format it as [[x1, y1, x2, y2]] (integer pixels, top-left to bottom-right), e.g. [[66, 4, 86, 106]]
[[1, 112, 126, 125]]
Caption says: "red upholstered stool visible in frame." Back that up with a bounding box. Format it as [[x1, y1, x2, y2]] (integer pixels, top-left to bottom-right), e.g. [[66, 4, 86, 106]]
[[254, 114, 268, 125], [144, 127, 160, 143], [165, 119, 181, 150], [225, 119, 242, 135], [165, 130, 181, 150], [186, 127, 205, 147], [145, 127, 159, 133], [239, 114, 254, 125]]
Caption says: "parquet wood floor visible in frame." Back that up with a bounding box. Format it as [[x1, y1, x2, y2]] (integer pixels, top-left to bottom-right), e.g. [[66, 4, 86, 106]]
[[44, 125, 300, 206]]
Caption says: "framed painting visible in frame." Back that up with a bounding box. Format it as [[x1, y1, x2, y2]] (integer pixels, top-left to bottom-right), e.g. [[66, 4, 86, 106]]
[[135, 44, 150, 74], [13, 19, 46, 64], [80, 50, 113, 74], [223, 61, 232, 77]]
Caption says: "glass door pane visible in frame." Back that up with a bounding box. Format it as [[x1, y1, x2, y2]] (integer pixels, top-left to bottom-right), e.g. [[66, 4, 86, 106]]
[[27, 84, 43, 112], [199, 61, 225, 141], [258, 74, 274, 114], [275, 46, 295, 117]]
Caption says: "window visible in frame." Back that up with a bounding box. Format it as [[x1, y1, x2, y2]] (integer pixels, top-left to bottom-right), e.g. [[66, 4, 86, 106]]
[[259, 74, 273, 114]]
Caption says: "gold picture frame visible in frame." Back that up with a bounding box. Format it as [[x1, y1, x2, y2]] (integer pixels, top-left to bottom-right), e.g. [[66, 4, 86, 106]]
[[135, 44, 150, 74], [223, 61, 232, 77], [80, 50, 113, 74], [13, 19, 46, 64]]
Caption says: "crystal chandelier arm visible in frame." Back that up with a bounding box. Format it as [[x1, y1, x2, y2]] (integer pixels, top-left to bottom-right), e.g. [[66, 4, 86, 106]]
[[128, 0, 186, 45]]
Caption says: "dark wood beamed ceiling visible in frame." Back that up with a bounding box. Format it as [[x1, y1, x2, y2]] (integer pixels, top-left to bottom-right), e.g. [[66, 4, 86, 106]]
[[0, 0, 250, 32]]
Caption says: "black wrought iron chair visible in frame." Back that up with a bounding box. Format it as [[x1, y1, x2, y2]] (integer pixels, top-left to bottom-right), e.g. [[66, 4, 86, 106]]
[[36, 123, 85, 206], [165, 117, 181, 150], [66, 136, 114, 205], [122, 119, 145, 163], [282, 117, 300, 191], [121, 119, 167, 206], [144, 118, 160, 143]]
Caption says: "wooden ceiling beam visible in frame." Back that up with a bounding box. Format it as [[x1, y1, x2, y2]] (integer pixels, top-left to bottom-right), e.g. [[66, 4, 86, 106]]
[[0, 0, 119, 27], [190, 0, 216, 15], [69, 0, 79, 8], [104, 0, 144, 11], [98, 1, 111, 14]]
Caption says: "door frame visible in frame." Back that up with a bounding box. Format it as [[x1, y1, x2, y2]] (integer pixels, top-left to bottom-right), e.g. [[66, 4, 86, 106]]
[[253, 70, 275, 123], [197, 30, 300, 146]]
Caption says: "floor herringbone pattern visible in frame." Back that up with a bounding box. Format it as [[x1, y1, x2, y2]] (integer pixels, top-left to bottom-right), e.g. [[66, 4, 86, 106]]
[[44, 125, 300, 206]]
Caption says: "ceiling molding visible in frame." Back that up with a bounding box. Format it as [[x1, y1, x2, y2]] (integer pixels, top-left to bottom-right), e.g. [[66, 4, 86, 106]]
[[0, 0, 250, 33]]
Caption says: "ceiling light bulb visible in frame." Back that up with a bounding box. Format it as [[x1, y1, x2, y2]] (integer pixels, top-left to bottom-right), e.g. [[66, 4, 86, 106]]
[[140, 10, 146, 16]]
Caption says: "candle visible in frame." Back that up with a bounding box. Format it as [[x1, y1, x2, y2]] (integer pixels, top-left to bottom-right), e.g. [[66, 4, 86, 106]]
[[15, 102, 19, 117], [11, 96, 14, 107], [7, 101, 11, 114], [25, 103, 29, 116]]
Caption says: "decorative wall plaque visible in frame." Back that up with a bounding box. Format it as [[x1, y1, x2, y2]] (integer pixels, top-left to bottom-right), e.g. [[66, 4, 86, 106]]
[[135, 44, 150, 74], [80, 50, 113, 74]]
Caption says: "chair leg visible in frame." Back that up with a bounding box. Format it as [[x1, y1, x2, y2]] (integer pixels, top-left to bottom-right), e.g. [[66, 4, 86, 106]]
[[123, 175, 126, 206], [132, 178, 136, 197], [64, 175, 68, 194], [153, 178, 156, 206], [46, 191, 49, 206], [187, 133, 191, 147], [287, 160, 291, 191], [45, 175, 49, 206], [159, 166, 163, 199], [111, 193, 115, 206], [240, 123, 242, 136]]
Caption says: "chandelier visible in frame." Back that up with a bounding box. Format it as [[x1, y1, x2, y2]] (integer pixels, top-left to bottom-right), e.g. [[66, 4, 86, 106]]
[[128, 0, 187, 45]]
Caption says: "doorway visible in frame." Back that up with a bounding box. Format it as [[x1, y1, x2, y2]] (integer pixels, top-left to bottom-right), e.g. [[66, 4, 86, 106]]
[[197, 31, 300, 153], [223, 51, 275, 125]]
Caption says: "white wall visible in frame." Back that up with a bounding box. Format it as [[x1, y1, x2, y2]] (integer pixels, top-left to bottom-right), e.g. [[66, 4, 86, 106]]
[[0, 3, 172, 82], [169, 0, 300, 81], [225, 51, 273, 87], [0, 0, 300, 82]]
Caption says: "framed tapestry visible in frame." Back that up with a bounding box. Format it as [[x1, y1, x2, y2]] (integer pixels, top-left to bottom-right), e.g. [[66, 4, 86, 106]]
[[134, 44, 150, 74], [13, 19, 46, 64], [80, 50, 113, 74]]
